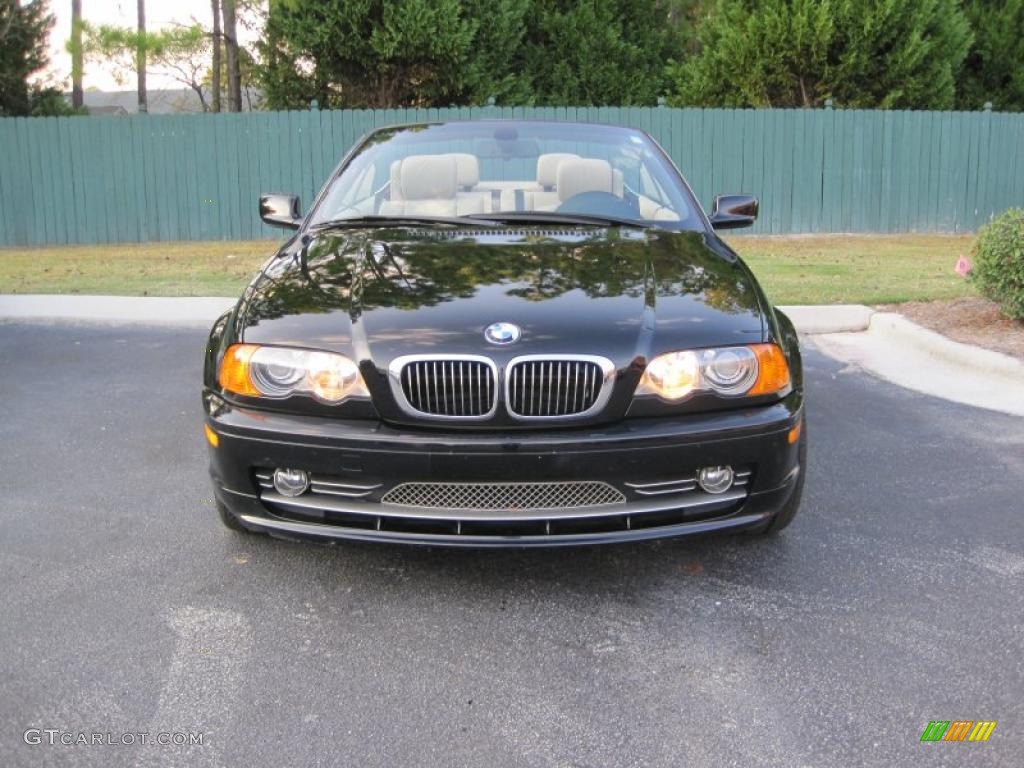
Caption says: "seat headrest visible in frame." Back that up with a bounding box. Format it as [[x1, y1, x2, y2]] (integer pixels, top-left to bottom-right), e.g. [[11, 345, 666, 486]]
[[389, 160, 403, 201], [536, 153, 580, 189], [557, 158, 616, 202], [398, 155, 458, 200], [446, 153, 480, 189]]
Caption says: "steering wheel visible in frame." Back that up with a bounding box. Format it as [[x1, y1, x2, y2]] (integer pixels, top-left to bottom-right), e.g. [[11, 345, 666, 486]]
[[555, 191, 639, 219]]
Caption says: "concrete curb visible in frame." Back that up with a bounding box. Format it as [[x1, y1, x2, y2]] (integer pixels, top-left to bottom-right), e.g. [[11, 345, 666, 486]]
[[0, 295, 236, 328], [1, 295, 875, 335], [867, 312, 1024, 382], [813, 312, 1024, 417], [777, 304, 874, 334]]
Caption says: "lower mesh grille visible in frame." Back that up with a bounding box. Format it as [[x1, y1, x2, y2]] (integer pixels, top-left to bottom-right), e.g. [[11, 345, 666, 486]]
[[381, 481, 626, 511]]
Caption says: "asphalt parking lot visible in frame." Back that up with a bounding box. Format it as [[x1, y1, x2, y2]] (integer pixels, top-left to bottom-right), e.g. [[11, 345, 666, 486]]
[[1, 322, 1021, 767]]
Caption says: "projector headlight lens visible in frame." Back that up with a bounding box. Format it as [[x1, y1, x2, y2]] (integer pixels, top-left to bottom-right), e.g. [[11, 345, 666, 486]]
[[249, 347, 309, 397], [701, 347, 758, 395]]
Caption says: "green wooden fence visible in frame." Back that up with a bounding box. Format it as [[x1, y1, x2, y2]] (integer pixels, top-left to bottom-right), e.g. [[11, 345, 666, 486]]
[[1, 106, 1022, 246]]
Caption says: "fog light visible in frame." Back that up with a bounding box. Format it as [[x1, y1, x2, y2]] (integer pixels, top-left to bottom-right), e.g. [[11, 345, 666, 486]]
[[273, 468, 309, 497], [698, 466, 734, 494]]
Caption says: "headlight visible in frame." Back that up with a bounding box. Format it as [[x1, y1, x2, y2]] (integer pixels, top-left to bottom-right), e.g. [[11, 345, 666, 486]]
[[636, 343, 790, 401], [218, 344, 369, 404], [702, 347, 758, 394]]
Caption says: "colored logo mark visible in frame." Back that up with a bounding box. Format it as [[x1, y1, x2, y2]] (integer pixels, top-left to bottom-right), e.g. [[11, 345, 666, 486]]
[[484, 322, 521, 345], [920, 720, 997, 742]]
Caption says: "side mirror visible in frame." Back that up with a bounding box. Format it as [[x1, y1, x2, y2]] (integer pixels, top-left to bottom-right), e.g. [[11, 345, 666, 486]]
[[259, 193, 302, 230], [708, 194, 758, 230]]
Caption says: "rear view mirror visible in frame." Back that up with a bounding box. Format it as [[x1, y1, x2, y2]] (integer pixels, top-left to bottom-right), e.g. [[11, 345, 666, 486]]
[[709, 194, 758, 230], [473, 138, 541, 159], [259, 193, 302, 230]]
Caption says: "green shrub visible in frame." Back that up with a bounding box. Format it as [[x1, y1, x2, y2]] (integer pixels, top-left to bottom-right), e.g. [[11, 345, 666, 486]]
[[971, 208, 1024, 320]]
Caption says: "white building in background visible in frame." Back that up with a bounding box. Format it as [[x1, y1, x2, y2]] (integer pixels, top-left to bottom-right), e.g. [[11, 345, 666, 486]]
[[77, 88, 263, 115]]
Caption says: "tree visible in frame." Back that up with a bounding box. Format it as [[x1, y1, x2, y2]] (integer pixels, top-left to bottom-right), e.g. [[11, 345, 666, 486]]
[[259, 0, 483, 109], [82, 22, 214, 110], [203, 43, 259, 110], [458, 0, 532, 105], [156, 26, 217, 111], [211, 0, 221, 111], [256, 0, 681, 109], [957, 0, 1024, 111], [519, 0, 682, 106], [1, 0, 48, 115], [668, 0, 972, 109], [222, 0, 241, 111], [0, 0, 72, 116], [71, 0, 82, 108], [137, 0, 146, 112]]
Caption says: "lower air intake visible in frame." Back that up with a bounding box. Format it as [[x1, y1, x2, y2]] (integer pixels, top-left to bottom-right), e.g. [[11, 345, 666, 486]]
[[381, 481, 626, 511]]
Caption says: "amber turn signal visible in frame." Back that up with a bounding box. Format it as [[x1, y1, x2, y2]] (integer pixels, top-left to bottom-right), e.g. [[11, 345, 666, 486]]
[[204, 423, 220, 448], [218, 343, 260, 396], [747, 344, 791, 396]]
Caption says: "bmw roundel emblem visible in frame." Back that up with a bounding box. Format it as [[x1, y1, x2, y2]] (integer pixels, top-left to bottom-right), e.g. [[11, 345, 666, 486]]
[[484, 322, 521, 345]]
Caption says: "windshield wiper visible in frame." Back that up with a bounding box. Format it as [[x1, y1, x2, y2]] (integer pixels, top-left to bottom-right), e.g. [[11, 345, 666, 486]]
[[465, 211, 645, 228], [309, 215, 498, 231]]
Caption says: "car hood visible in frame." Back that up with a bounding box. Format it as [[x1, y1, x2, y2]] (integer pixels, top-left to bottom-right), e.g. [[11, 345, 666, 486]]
[[236, 226, 765, 366]]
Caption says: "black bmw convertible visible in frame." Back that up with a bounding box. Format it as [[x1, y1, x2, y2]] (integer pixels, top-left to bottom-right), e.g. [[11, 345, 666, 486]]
[[203, 120, 806, 547]]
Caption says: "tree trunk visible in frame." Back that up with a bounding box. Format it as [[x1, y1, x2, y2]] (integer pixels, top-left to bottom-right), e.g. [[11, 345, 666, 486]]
[[798, 75, 810, 108], [192, 82, 208, 112], [137, 0, 147, 113], [222, 0, 241, 112], [71, 0, 83, 109], [211, 0, 221, 112]]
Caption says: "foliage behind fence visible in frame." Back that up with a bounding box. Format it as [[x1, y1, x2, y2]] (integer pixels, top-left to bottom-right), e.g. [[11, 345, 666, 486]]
[[1, 105, 1022, 246]]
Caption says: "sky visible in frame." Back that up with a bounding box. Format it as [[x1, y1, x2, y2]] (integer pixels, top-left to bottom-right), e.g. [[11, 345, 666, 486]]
[[43, 0, 261, 92]]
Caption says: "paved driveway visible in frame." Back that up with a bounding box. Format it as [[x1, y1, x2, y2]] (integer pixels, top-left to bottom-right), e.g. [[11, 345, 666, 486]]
[[1, 323, 1021, 767]]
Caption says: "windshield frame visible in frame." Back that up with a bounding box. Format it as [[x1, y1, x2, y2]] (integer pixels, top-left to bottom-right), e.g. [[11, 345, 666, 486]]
[[300, 120, 711, 235]]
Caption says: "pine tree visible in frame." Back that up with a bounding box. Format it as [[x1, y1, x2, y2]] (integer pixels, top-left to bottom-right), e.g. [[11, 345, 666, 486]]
[[669, 0, 972, 109], [0, 0, 60, 116], [518, 0, 683, 106], [255, 0, 683, 109], [957, 0, 1024, 111]]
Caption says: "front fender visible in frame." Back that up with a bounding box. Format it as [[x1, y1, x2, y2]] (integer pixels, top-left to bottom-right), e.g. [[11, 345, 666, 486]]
[[773, 307, 803, 395], [203, 309, 234, 390]]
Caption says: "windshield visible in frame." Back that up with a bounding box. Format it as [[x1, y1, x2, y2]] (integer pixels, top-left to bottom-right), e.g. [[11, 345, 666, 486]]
[[307, 121, 703, 230]]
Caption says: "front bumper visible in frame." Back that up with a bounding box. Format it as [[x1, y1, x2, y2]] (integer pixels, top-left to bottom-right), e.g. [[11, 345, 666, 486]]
[[205, 393, 803, 547]]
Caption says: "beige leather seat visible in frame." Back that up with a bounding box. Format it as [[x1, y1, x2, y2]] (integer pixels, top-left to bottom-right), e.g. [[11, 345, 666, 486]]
[[381, 155, 458, 216], [538, 153, 579, 189], [529, 156, 626, 212], [447, 153, 479, 191], [638, 196, 681, 221], [381, 155, 484, 216], [388, 160, 403, 201], [447, 153, 493, 213], [555, 158, 624, 205], [528, 153, 579, 210], [390, 154, 481, 195], [382, 153, 639, 217]]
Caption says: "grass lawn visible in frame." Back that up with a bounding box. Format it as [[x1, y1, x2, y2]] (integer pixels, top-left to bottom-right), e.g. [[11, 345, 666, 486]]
[[0, 233, 977, 306], [729, 233, 976, 305], [0, 240, 276, 297]]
